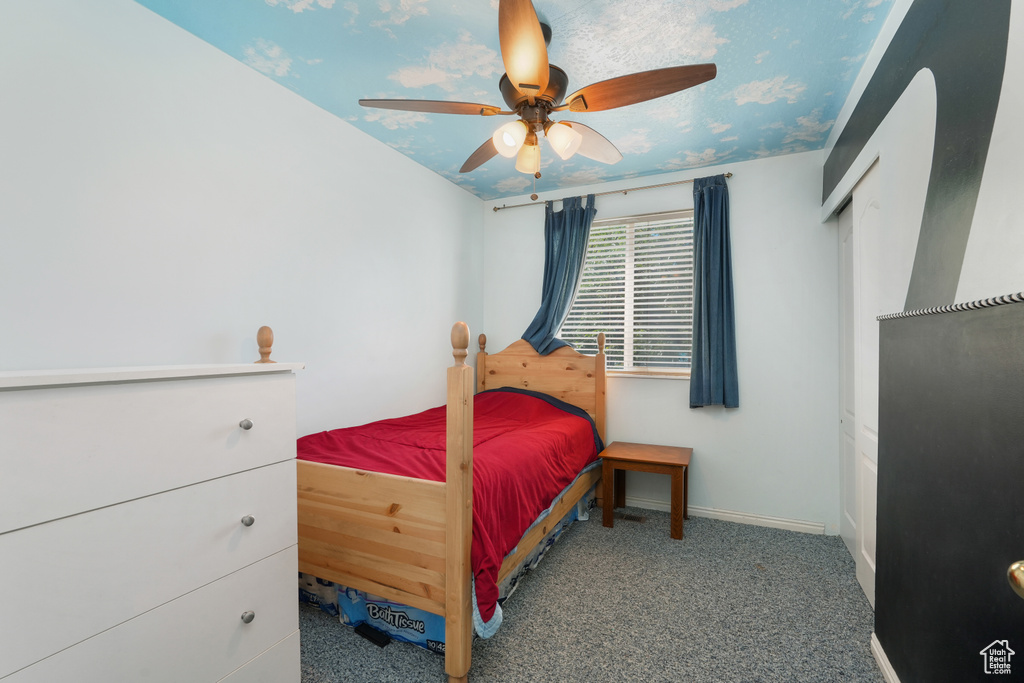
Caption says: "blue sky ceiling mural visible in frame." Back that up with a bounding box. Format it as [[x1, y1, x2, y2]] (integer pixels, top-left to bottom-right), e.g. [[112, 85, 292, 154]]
[[136, 0, 894, 200]]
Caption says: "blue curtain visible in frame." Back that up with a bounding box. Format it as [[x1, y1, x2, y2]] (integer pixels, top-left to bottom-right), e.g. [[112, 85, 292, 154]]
[[690, 175, 739, 408], [522, 194, 597, 355]]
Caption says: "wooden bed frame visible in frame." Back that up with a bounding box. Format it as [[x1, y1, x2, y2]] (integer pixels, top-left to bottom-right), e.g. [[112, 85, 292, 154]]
[[295, 323, 606, 683]]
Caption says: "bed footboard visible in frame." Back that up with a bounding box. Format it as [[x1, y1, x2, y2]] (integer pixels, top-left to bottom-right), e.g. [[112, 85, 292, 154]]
[[297, 461, 448, 615], [296, 323, 474, 683]]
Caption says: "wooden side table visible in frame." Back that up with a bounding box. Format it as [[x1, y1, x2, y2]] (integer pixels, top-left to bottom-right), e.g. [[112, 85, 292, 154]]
[[601, 442, 692, 539]]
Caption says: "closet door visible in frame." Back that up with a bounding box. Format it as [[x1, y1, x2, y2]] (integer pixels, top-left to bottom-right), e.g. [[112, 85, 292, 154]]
[[839, 161, 881, 606], [852, 163, 881, 607], [838, 203, 857, 559]]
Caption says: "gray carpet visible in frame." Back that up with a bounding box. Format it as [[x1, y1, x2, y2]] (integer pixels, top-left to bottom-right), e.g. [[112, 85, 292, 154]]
[[300, 508, 882, 682]]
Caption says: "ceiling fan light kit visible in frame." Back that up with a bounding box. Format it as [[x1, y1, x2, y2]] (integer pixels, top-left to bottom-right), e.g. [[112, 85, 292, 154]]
[[493, 120, 529, 158], [515, 142, 541, 174], [359, 0, 717, 176], [546, 122, 583, 161]]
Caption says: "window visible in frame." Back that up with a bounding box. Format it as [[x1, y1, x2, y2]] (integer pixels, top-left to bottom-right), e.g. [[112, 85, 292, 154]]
[[559, 209, 694, 376]]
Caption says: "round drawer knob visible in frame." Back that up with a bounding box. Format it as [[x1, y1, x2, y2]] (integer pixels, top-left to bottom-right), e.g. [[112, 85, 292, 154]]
[[241, 515, 255, 527], [239, 419, 254, 430], [241, 611, 255, 624]]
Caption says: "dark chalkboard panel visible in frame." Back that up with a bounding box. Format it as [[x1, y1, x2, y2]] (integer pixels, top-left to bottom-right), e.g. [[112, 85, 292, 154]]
[[877, 302, 1024, 681]]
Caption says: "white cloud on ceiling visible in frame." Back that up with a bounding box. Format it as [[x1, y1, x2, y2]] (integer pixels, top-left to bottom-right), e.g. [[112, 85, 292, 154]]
[[708, 121, 732, 134], [659, 157, 688, 171], [243, 39, 292, 77], [363, 108, 429, 130], [645, 103, 683, 122], [265, 0, 335, 12], [708, 0, 749, 10], [373, 0, 429, 27], [431, 31, 501, 79], [839, 52, 869, 80], [841, 0, 885, 21], [342, 2, 359, 25], [391, 65, 452, 89], [615, 129, 654, 155], [494, 176, 532, 194], [390, 31, 500, 91], [781, 108, 834, 143], [681, 147, 736, 166], [557, 168, 609, 187], [753, 141, 810, 158], [386, 137, 417, 153], [732, 76, 806, 105]]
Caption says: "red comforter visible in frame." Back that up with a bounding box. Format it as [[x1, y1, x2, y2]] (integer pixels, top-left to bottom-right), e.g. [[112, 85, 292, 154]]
[[296, 389, 601, 623]]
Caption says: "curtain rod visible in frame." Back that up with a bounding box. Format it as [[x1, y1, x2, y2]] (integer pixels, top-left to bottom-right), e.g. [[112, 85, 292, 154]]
[[490, 172, 733, 212]]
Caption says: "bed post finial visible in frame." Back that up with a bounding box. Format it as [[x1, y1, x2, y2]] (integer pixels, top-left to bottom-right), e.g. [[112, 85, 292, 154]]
[[478, 334, 486, 353], [451, 322, 470, 366], [256, 326, 276, 364], [598, 332, 606, 354]]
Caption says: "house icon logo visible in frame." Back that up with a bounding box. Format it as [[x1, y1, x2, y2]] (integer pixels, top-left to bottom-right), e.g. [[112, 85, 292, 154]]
[[980, 640, 1015, 675]]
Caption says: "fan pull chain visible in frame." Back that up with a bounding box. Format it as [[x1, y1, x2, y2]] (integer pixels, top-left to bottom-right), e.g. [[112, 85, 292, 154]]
[[531, 171, 540, 201]]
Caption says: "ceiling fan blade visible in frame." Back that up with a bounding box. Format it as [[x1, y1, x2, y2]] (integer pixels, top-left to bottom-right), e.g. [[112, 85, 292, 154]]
[[559, 63, 717, 113], [460, 138, 499, 173], [359, 99, 508, 116], [498, 0, 549, 101], [563, 122, 623, 165]]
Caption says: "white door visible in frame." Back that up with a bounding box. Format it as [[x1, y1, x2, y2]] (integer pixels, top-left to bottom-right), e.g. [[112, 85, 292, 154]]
[[838, 206, 857, 558], [840, 162, 881, 607]]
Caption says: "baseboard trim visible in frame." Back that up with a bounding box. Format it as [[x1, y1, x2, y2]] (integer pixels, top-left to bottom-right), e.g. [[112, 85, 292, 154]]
[[625, 496, 827, 535], [871, 633, 900, 683]]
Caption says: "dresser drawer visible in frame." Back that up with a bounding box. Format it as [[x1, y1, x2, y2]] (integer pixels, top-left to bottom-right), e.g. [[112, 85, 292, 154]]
[[0, 372, 295, 534], [219, 631, 301, 683], [0, 462, 297, 678], [4, 547, 299, 683]]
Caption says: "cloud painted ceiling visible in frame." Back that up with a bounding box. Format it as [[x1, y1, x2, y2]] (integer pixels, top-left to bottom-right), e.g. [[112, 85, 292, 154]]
[[135, 0, 894, 200]]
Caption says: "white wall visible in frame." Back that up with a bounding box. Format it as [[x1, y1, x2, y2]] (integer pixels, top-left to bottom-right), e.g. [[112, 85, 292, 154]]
[[0, 0, 485, 436], [482, 152, 842, 532]]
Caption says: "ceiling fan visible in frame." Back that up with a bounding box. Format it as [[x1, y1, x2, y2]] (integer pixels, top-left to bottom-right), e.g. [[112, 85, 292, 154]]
[[359, 0, 717, 176]]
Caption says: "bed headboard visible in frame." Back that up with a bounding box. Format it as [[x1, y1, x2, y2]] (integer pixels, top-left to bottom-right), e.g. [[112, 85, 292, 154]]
[[476, 334, 606, 442]]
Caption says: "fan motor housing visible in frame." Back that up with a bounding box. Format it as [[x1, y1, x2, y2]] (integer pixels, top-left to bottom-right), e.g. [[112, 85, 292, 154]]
[[499, 65, 569, 110]]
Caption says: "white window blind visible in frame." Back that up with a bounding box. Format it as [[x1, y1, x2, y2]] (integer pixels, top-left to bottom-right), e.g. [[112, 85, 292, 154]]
[[559, 209, 694, 373]]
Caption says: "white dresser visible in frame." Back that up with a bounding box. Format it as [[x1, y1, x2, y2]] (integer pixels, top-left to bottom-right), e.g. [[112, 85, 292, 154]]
[[0, 363, 304, 682]]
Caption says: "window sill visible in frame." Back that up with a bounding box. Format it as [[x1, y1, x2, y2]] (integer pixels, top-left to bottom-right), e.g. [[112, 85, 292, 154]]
[[607, 369, 690, 381]]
